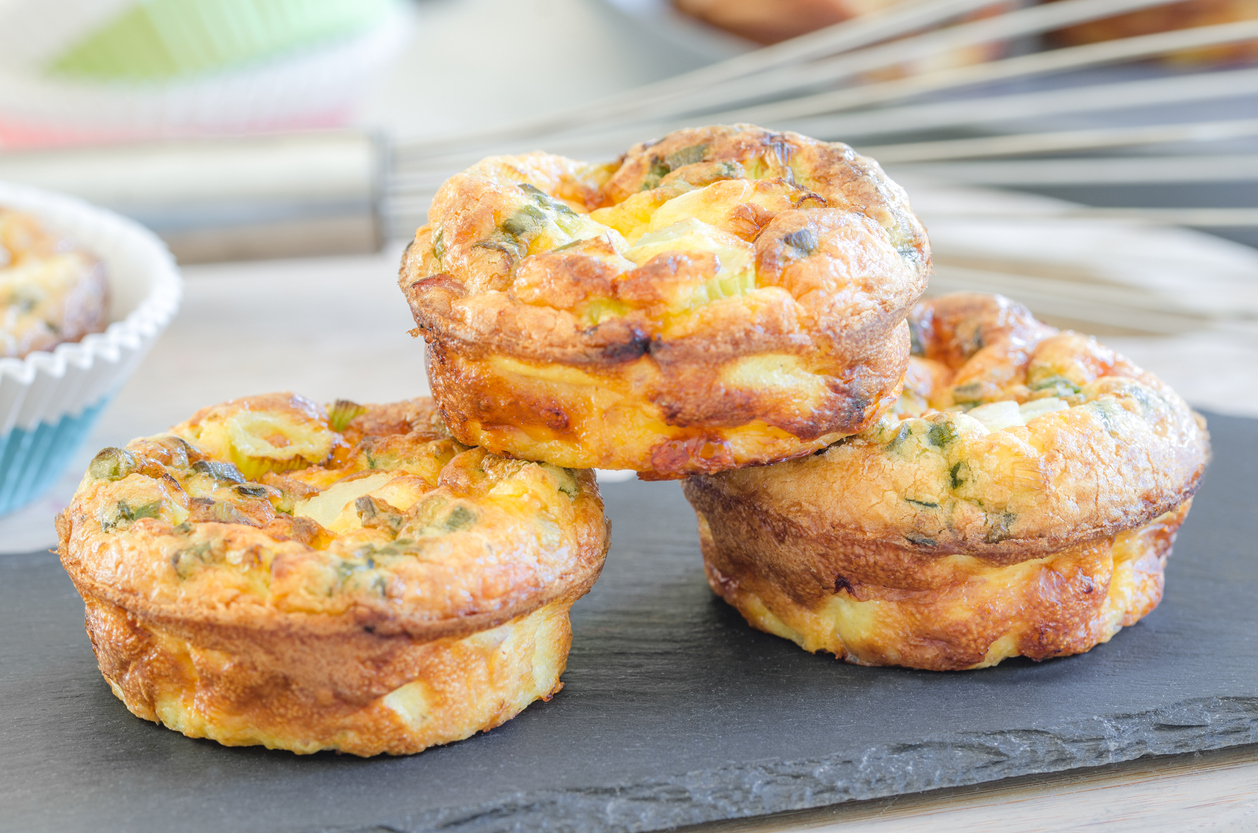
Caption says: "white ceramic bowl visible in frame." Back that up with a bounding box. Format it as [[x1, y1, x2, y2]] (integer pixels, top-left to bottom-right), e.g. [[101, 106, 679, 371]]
[[0, 181, 181, 514]]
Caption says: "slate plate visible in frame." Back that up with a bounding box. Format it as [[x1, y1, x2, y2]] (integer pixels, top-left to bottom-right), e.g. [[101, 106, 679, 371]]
[[3, 412, 1257, 833]]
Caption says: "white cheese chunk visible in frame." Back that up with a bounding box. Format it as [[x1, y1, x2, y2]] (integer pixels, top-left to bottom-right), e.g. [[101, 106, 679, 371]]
[[1019, 397, 1069, 423], [966, 400, 1024, 432], [293, 472, 398, 531]]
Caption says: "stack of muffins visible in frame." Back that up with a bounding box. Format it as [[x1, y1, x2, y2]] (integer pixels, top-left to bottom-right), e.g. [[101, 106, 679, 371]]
[[58, 124, 1209, 757]]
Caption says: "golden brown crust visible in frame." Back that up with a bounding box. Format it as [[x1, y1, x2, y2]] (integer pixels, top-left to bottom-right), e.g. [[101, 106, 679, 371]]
[[83, 594, 575, 756], [690, 294, 1209, 563], [692, 499, 1187, 671], [1, 207, 108, 359], [401, 125, 930, 477], [683, 293, 1208, 669], [58, 394, 609, 755]]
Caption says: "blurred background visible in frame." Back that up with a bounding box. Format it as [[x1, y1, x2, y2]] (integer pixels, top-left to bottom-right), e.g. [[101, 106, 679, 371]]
[[2, 0, 1257, 546]]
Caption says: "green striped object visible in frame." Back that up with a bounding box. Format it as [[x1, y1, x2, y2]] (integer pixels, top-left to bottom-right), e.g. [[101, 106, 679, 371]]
[[48, 0, 395, 80]]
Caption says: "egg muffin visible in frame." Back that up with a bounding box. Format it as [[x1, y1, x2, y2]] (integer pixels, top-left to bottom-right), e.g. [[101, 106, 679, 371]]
[[400, 124, 930, 479], [684, 293, 1209, 671], [1, 207, 108, 358], [57, 394, 608, 756]]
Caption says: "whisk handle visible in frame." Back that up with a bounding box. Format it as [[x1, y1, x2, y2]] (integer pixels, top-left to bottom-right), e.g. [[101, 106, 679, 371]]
[[0, 131, 387, 263]]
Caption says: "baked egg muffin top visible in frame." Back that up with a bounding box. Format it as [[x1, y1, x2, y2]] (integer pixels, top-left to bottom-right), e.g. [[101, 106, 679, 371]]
[[1, 207, 107, 359], [695, 294, 1209, 564], [57, 394, 608, 637], [402, 124, 929, 365]]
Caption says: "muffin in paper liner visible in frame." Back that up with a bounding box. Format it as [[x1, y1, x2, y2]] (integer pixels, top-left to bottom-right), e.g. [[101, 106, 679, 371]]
[[0, 181, 181, 515], [0, 0, 414, 148]]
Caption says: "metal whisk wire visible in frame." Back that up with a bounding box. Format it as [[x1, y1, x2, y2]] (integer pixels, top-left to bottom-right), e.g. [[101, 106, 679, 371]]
[[385, 0, 1258, 338]]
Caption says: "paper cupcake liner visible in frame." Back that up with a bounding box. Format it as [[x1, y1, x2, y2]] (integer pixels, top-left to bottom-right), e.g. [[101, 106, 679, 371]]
[[47, 0, 398, 81], [0, 397, 110, 515], [0, 3, 413, 148], [0, 0, 132, 71], [0, 181, 181, 515]]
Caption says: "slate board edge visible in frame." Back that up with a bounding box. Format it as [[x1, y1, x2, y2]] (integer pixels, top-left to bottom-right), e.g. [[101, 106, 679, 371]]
[[323, 695, 1258, 833]]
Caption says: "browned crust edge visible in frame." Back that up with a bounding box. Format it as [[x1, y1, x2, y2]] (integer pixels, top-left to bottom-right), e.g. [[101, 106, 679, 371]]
[[683, 466, 1202, 566], [82, 593, 577, 756], [56, 395, 611, 644], [685, 294, 1211, 560], [689, 495, 1188, 671], [399, 126, 932, 476], [58, 497, 608, 645], [421, 320, 911, 478]]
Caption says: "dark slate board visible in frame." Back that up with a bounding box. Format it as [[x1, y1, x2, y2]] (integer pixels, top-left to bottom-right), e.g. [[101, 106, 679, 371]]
[[3, 412, 1257, 833]]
